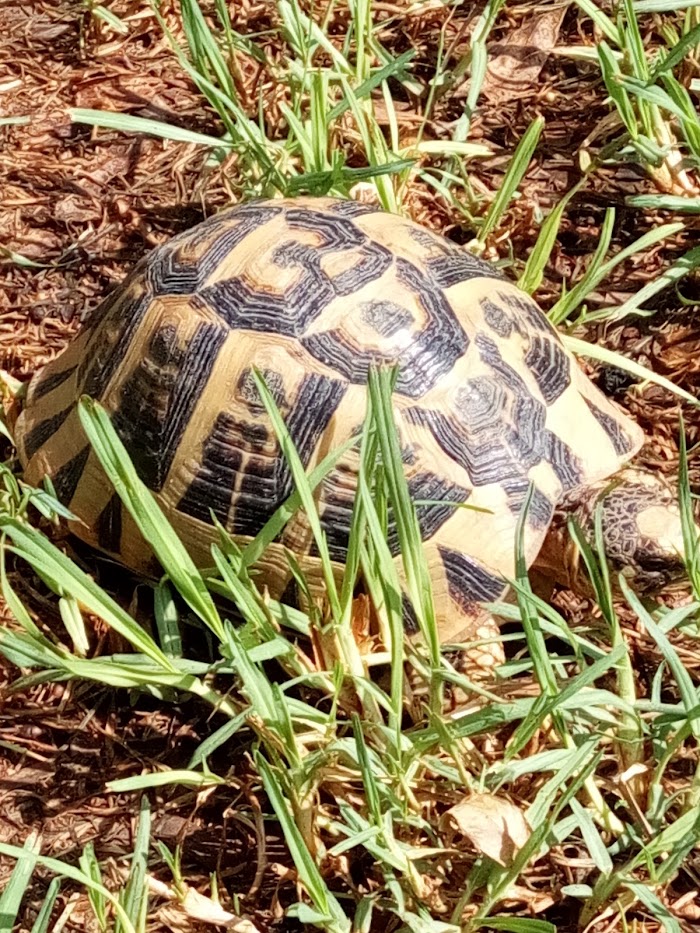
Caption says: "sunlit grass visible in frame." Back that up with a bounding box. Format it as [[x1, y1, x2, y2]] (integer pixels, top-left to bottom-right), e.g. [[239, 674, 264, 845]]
[[3, 0, 700, 930], [2, 369, 700, 930], [573, 0, 700, 192]]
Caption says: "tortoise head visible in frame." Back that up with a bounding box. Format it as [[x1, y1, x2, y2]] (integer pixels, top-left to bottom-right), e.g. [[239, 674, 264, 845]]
[[538, 468, 695, 596]]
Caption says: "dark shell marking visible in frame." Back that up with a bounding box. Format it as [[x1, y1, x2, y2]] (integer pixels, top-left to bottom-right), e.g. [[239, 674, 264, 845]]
[[178, 372, 346, 535], [387, 471, 472, 557], [501, 478, 554, 529], [360, 301, 414, 338], [196, 212, 472, 399], [147, 205, 284, 295], [584, 398, 633, 456], [31, 365, 77, 401], [52, 445, 91, 506], [112, 321, 229, 492], [438, 546, 506, 607], [22, 405, 73, 461], [236, 367, 288, 414], [79, 290, 152, 399], [96, 492, 123, 553]]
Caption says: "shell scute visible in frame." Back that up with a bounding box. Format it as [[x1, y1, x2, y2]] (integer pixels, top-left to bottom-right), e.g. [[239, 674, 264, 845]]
[[109, 312, 229, 492]]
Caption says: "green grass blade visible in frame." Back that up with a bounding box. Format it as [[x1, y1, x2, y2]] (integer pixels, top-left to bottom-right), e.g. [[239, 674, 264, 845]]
[[453, 0, 507, 141], [327, 50, 416, 121], [58, 595, 90, 657], [604, 244, 700, 319], [548, 208, 615, 323], [256, 752, 351, 933], [562, 336, 699, 406], [661, 74, 700, 156], [79, 843, 107, 930], [621, 577, 700, 739], [478, 117, 544, 243], [512, 488, 558, 697], [518, 180, 586, 294], [473, 920, 556, 932], [617, 74, 697, 125], [180, 0, 237, 100], [108, 771, 225, 792], [250, 369, 341, 618], [278, 0, 352, 74], [650, 21, 700, 77], [70, 108, 226, 148], [357, 467, 408, 736], [623, 0, 650, 81], [677, 415, 700, 596], [597, 43, 638, 138], [634, 0, 700, 12], [572, 0, 621, 44], [0, 842, 138, 933], [367, 368, 439, 666], [187, 711, 248, 769], [0, 830, 41, 929], [29, 877, 62, 933], [240, 434, 358, 569], [0, 517, 174, 668], [119, 796, 151, 933], [78, 398, 225, 641], [154, 580, 183, 658], [622, 881, 682, 933], [0, 537, 47, 641], [549, 217, 684, 323]]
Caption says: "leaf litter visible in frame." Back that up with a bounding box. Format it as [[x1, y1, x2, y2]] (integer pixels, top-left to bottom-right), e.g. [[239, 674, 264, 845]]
[[0, 1, 699, 931]]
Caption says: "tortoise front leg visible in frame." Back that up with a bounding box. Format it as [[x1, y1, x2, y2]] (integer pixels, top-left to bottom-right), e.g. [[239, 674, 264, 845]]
[[396, 544, 508, 700]]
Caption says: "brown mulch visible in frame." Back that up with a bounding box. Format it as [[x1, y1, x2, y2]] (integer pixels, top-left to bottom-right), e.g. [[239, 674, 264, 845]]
[[1, 1, 699, 931]]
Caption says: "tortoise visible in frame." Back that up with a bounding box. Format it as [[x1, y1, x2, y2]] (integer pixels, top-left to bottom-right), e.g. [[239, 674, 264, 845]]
[[11, 196, 690, 668]]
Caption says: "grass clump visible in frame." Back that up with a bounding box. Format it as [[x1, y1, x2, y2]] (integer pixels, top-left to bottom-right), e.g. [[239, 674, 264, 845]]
[[1, 369, 700, 931]]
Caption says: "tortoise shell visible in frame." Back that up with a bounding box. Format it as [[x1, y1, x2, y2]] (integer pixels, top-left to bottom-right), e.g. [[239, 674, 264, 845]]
[[15, 197, 643, 642]]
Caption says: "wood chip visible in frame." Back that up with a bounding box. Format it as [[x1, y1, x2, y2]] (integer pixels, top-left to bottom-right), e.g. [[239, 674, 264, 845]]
[[482, 4, 569, 103]]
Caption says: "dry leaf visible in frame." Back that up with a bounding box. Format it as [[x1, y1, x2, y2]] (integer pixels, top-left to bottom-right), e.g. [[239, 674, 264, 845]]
[[149, 876, 261, 932], [497, 884, 556, 913], [350, 592, 375, 650], [182, 888, 260, 930], [440, 792, 531, 866], [482, 5, 569, 103]]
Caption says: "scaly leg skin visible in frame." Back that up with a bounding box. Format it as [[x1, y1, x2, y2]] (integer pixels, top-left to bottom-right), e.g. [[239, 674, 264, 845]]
[[400, 603, 505, 717], [438, 606, 506, 709], [399, 546, 509, 710]]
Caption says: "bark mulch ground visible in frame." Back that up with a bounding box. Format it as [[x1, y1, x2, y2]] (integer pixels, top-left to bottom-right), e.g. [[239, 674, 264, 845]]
[[1, 1, 699, 930]]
